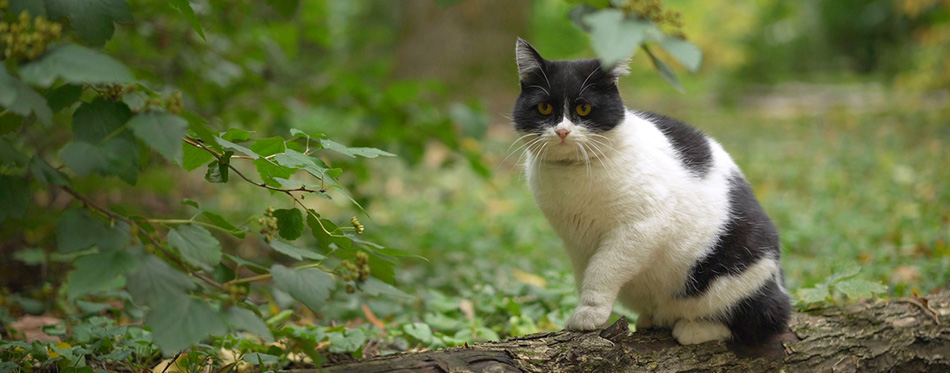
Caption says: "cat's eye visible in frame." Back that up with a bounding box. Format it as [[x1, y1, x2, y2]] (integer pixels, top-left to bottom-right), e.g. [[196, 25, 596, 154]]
[[575, 104, 592, 116], [537, 103, 554, 115]]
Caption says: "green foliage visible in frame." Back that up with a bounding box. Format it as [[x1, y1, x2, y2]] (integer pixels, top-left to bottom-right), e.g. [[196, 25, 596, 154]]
[[567, 0, 702, 91], [795, 263, 888, 308]]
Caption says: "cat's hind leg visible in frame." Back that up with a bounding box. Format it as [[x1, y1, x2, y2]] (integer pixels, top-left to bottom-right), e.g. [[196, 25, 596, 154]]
[[672, 319, 732, 345]]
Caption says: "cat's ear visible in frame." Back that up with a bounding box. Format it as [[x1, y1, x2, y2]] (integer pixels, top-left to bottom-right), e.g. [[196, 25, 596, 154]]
[[516, 38, 545, 82], [604, 58, 631, 82]]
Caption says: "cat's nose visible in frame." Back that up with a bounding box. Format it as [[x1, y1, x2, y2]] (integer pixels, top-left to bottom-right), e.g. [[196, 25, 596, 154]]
[[556, 128, 571, 139]]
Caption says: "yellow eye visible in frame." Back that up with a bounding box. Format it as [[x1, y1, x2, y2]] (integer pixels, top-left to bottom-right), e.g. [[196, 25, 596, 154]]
[[537, 103, 553, 115], [575, 104, 592, 116]]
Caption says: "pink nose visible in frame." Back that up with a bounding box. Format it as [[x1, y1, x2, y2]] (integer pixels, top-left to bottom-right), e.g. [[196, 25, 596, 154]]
[[556, 128, 571, 139]]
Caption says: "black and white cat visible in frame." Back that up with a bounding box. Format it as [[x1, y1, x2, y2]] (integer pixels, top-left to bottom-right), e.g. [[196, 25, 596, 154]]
[[511, 38, 790, 345]]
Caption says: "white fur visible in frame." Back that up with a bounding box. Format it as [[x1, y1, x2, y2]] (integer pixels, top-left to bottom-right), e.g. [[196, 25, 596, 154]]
[[523, 110, 782, 344]]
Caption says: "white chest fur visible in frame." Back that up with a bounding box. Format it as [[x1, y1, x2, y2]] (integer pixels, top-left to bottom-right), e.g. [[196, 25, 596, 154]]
[[525, 112, 738, 315]]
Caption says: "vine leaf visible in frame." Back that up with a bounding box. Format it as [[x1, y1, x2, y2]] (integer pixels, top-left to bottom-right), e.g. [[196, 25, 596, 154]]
[[272, 208, 304, 241], [183, 143, 214, 171], [67, 249, 140, 300], [270, 265, 334, 313], [319, 139, 394, 158], [583, 9, 651, 67], [0, 68, 53, 127], [128, 111, 188, 165], [19, 45, 134, 87], [644, 45, 684, 93], [126, 255, 195, 306], [146, 295, 228, 354], [166, 0, 207, 40], [269, 240, 325, 261], [224, 307, 274, 342], [167, 224, 222, 271], [45, 0, 133, 46], [55, 209, 132, 253]]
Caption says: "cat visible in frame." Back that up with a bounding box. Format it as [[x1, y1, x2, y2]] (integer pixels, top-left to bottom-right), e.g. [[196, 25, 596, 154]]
[[511, 38, 791, 345]]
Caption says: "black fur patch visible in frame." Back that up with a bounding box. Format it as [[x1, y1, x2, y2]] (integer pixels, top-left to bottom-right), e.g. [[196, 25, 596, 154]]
[[724, 276, 791, 345], [512, 42, 626, 135], [679, 172, 781, 297], [641, 112, 713, 177]]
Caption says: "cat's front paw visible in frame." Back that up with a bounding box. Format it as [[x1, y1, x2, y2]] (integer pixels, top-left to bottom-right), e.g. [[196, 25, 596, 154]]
[[672, 320, 732, 345], [564, 306, 611, 331]]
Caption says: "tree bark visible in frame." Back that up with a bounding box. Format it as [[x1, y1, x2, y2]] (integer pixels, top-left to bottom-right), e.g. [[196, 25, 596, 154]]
[[293, 289, 950, 372]]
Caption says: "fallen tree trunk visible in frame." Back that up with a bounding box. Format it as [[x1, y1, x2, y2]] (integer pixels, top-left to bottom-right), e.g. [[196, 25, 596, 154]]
[[295, 289, 950, 372]]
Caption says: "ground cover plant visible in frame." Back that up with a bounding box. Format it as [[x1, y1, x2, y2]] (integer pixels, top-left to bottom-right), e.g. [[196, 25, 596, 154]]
[[1, 0, 947, 371]]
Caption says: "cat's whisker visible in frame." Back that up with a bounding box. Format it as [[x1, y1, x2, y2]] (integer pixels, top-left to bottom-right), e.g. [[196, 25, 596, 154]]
[[577, 67, 599, 97], [528, 85, 551, 96], [498, 135, 542, 176]]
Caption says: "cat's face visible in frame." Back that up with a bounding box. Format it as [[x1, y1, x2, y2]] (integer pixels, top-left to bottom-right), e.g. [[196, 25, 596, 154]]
[[512, 39, 627, 163]]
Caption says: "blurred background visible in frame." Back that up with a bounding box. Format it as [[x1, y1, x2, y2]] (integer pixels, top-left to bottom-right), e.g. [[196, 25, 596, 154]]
[[5, 0, 949, 348]]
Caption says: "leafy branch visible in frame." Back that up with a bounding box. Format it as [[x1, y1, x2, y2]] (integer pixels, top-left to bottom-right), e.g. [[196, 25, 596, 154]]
[[58, 184, 225, 290]]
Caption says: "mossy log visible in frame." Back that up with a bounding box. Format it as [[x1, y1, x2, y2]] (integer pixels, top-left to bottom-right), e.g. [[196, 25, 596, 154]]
[[292, 289, 950, 372]]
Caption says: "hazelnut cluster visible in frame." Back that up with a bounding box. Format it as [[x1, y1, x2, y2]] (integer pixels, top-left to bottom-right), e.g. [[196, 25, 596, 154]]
[[0, 7, 63, 60], [341, 251, 370, 294], [258, 207, 278, 243], [619, 0, 684, 38]]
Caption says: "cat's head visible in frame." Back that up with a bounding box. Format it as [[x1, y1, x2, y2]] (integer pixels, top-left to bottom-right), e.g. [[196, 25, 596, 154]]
[[512, 38, 628, 163]]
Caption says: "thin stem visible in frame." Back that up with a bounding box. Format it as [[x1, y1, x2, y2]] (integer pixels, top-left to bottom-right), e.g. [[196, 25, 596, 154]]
[[222, 262, 331, 286], [147, 218, 237, 234], [182, 136, 317, 195]]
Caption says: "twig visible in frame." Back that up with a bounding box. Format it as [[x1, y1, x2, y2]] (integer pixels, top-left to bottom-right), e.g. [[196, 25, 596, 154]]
[[60, 185, 224, 290], [182, 136, 317, 195]]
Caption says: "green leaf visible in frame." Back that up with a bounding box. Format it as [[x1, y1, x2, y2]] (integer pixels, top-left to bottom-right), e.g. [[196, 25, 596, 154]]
[[327, 328, 366, 353], [583, 9, 651, 67], [243, 352, 279, 365], [403, 323, 432, 344], [202, 211, 245, 238], [220, 128, 252, 142], [224, 307, 273, 342], [319, 139, 394, 158], [835, 279, 887, 300], [272, 208, 304, 241], [20, 45, 135, 87], [249, 136, 286, 157], [45, 0, 133, 46], [216, 137, 260, 159], [269, 240, 325, 261], [204, 152, 231, 183], [167, 224, 222, 270], [71, 98, 133, 143], [657, 36, 702, 72], [67, 249, 140, 300], [29, 156, 71, 187], [167, 0, 206, 40], [0, 175, 30, 223], [182, 143, 214, 171], [55, 209, 132, 253], [45, 84, 84, 112], [61, 138, 141, 184], [252, 158, 294, 187], [146, 295, 228, 354], [827, 262, 862, 284], [127, 112, 188, 164], [126, 255, 195, 306], [0, 138, 29, 167], [795, 285, 829, 304], [0, 68, 53, 127], [307, 213, 352, 250], [182, 110, 222, 152], [644, 45, 684, 93], [270, 265, 334, 312], [361, 277, 412, 299], [8, 0, 47, 17]]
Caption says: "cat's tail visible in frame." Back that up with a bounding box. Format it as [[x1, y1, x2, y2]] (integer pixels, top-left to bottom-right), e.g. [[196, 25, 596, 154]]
[[724, 274, 792, 345]]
